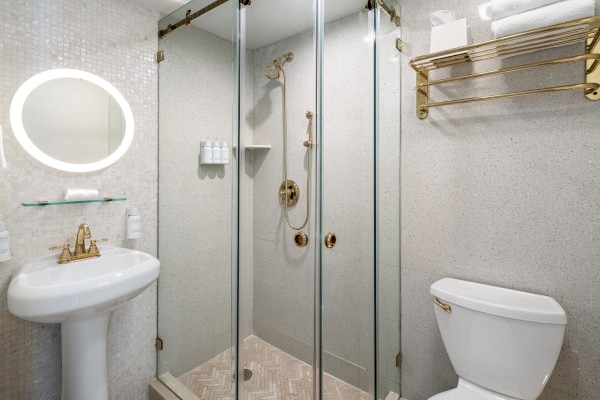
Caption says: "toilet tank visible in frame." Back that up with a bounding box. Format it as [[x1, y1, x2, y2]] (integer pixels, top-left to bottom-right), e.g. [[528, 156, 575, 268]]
[[430, 278, 567, 400]]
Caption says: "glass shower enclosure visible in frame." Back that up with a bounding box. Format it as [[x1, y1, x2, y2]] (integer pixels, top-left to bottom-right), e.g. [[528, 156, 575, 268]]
[[157, 0, 401, 399]]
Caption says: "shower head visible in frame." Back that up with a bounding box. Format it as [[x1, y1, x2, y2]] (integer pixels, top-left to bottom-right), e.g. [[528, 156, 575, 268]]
[[262, 52, 294, 80], [263, 63, 280, 80]]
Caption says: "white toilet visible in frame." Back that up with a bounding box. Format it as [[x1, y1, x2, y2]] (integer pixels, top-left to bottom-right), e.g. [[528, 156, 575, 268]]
[[429, 278, 567, 400]]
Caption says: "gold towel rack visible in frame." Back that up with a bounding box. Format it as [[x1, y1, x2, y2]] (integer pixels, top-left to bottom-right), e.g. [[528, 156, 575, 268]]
[[409, 17, 600, 119]]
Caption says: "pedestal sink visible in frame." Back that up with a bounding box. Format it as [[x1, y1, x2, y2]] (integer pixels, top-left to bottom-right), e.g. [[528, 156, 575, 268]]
[[7, 246, 160, 400]]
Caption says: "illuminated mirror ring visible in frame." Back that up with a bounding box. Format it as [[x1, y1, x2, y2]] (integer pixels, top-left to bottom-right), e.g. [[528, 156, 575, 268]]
[[10, 69, 134, 172]]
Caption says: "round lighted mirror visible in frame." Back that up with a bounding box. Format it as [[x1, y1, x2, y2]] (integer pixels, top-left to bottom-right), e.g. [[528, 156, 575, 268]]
[[10, 69, 134, 172]]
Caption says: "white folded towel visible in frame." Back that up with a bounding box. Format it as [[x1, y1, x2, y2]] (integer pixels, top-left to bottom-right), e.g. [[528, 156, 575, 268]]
[[492, 0, 563, 20], [64, 188, 100, 201], [492, 0, 595, 38]]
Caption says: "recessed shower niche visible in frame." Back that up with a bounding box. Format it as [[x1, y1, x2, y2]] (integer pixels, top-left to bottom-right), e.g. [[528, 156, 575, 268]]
[[156, 0, 401, 399]]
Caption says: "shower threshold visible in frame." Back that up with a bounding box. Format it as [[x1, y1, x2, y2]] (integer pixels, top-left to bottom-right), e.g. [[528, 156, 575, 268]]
[[177, 335, 371, 400]]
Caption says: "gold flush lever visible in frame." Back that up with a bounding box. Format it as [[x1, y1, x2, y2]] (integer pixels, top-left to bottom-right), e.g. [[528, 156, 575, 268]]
[[434, 298, 452, 313], [324, 232, 336, 249]]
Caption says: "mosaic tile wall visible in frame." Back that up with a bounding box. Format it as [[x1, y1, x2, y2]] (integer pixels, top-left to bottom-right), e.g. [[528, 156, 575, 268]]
[[0, 1, 159, 399], [401, 1, 600, 399]]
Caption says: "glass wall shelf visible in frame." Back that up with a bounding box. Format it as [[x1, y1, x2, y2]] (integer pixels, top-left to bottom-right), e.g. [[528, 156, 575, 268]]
[[22, 197, 127, 207]]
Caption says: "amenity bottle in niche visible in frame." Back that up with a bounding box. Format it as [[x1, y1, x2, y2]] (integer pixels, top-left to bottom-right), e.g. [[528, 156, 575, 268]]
[[126, 207, 142, 240], [212, 141, 222, 164], [221, 142, 229, 164], [201, 141, 213, 164], [0, 216, 10, 262]]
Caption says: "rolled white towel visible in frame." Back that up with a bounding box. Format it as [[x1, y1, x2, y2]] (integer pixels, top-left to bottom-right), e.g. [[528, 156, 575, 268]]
[[492, 0, 563, 20], [64, 188, 100, 201], [492, 0, 595, 38]]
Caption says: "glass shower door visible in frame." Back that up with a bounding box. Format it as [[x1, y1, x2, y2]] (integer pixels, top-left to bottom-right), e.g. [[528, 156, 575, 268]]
[[319, 2, 376, 399], [319, 1, 401, 399], [156, 0, 238, 397], [237, 1, 319, 399]]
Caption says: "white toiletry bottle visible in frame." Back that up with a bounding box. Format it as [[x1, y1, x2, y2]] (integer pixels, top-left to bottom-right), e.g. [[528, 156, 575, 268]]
[[212, 141, 222, 164], [0, 215, 10, 262], [221, 142, 230, 164], [201, 141, 213, 164], [126, 207, 142, 240]]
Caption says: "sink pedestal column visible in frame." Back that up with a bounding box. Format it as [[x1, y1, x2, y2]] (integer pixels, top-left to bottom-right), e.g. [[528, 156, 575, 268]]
[[61, 314, 110, 400]]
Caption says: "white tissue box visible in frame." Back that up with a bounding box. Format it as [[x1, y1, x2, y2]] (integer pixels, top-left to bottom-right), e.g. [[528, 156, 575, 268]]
[[430, 18, 471, 53]]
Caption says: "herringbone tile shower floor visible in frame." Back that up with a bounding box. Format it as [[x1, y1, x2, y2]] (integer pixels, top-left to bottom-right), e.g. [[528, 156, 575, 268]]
[[178, 335, 371, 400]]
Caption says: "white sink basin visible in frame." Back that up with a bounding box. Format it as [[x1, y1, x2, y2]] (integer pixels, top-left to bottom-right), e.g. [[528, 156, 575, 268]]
[[8, 245, 159, 323], [7, 245, 160, 400]]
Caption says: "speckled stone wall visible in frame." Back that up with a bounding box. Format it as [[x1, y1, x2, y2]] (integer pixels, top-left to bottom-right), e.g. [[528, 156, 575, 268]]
[[0, 1, 158, 399], [401, 1, 600, 399]]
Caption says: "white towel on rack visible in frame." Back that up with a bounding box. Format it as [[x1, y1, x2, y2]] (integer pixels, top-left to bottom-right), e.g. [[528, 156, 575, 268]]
[[492, 0, 563, 20], [491, 0, 595, 38]]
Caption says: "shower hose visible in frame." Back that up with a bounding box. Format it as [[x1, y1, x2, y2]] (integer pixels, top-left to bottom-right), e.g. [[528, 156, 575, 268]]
[[281, 67, 312, 231]]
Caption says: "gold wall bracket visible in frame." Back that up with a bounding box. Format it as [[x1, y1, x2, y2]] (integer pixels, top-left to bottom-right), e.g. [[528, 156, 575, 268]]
[[586, 24, 600, 100], [410, 17, 600, 119]]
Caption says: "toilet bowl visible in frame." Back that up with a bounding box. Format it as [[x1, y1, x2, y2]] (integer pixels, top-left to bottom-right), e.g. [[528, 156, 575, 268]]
[[429, 278, 567, 400]]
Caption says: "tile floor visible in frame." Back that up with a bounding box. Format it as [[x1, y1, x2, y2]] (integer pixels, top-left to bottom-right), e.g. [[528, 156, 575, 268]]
[[178, 336, 372, 400]]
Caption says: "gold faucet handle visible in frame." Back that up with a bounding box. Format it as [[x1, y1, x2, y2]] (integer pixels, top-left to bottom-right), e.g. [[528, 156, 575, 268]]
[[49, 244, 65, 252], [49, 243, 73, 264], [88, 238, 108, 256]]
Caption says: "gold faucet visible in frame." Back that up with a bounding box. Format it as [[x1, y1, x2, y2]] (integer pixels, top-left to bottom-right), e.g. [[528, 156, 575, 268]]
[[49, 224, 108, 264], [74, 223, 91, 256]]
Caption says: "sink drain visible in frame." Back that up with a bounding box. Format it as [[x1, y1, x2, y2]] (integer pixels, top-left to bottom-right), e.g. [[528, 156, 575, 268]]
[[243, 368, 253, 381]]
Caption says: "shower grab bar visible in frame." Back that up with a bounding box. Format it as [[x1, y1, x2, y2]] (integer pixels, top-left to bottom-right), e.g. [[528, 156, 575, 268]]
[[409, 17, 600, 119]]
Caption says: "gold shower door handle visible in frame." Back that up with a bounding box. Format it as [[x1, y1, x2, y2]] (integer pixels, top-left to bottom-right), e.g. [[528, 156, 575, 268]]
[[324, 232, 336, 249], [434, 298, 452, 313]]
